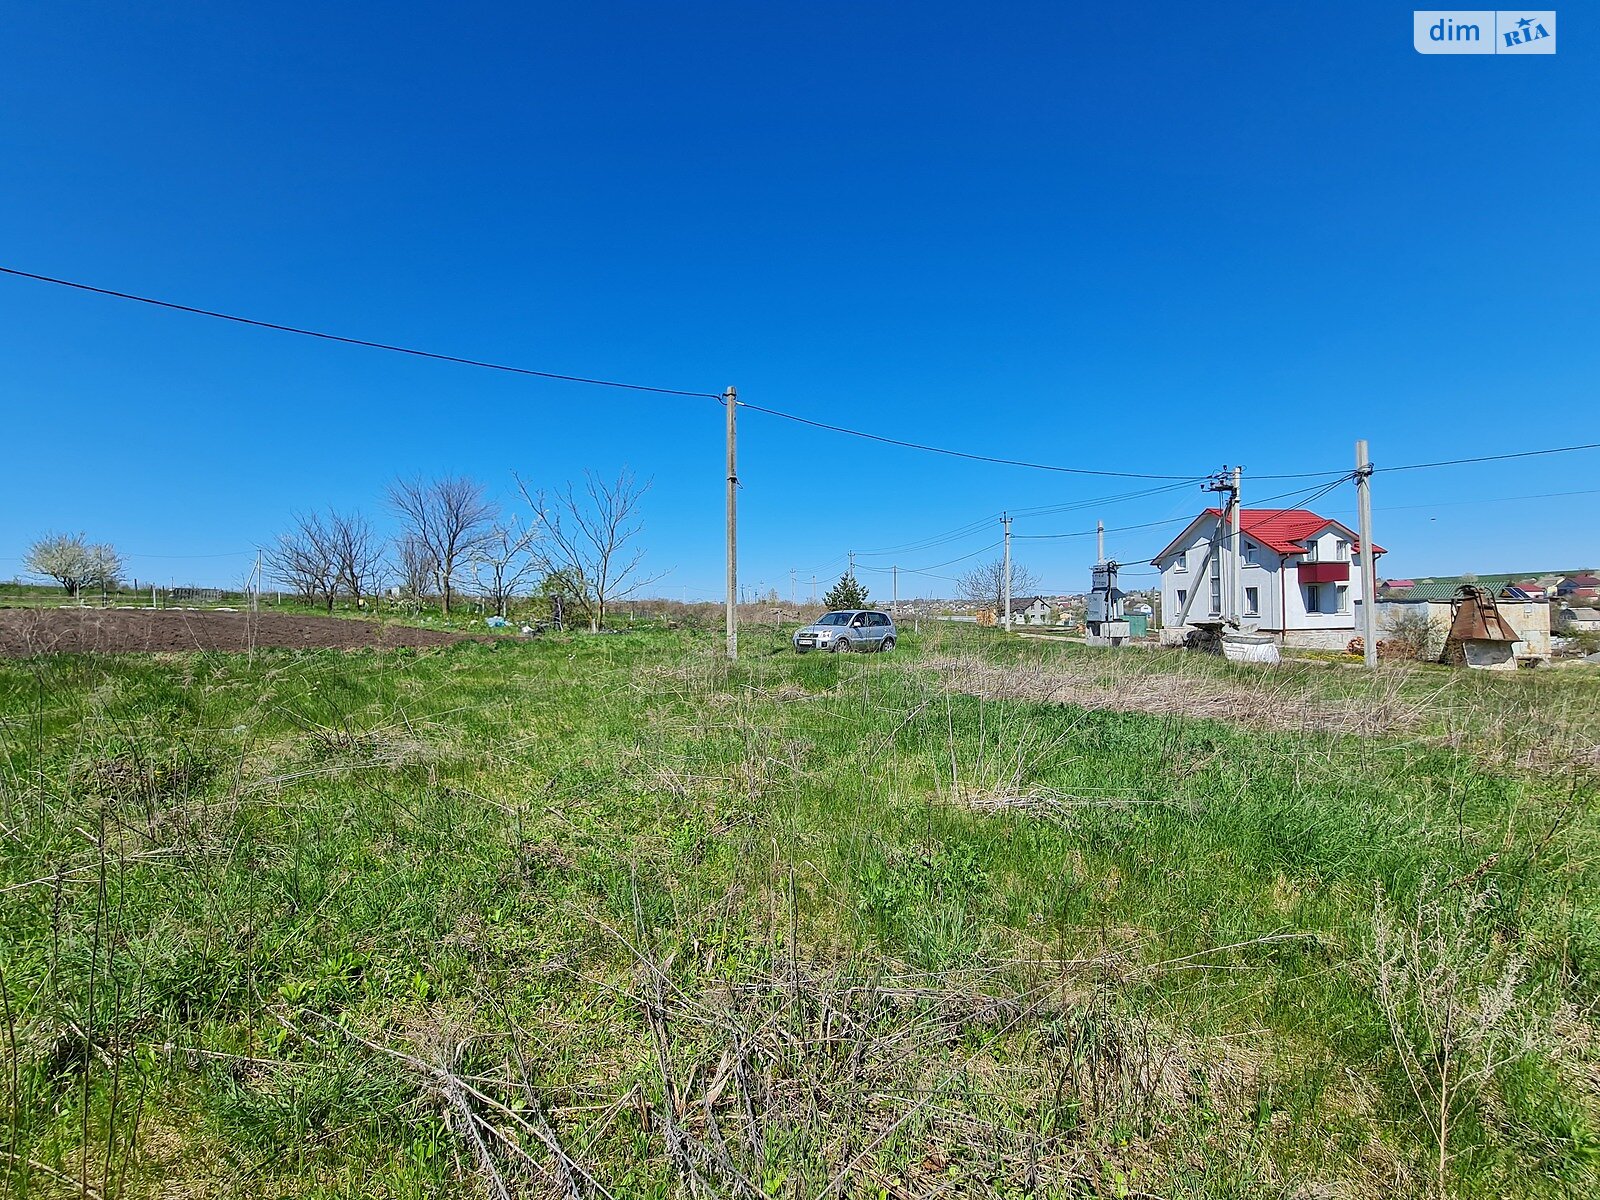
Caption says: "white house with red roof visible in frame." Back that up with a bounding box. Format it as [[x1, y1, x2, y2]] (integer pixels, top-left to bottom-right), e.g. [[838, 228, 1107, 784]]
[[1151, 507, 1385, 649]]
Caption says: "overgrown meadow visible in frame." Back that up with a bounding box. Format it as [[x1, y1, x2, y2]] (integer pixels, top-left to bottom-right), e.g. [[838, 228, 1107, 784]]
[[2, 625, 1598, 1198]]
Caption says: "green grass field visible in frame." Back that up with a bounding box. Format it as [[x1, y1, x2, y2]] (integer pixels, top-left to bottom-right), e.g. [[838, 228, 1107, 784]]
[[2, 625, 1597, 1198]]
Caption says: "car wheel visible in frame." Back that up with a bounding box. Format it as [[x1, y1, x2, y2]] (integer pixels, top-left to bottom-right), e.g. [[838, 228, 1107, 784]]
[[880, 636, 895, 653], [832, 637, 851, 653]]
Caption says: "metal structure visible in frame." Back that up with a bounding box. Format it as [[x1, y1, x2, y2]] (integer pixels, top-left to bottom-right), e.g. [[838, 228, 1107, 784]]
[[1086, 559, 1129, 645], [1442, 584, 1522, 670]]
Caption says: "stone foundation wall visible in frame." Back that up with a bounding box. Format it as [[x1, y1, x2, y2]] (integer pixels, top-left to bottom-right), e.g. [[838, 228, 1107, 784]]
[[1282, 627, 1359, 652]]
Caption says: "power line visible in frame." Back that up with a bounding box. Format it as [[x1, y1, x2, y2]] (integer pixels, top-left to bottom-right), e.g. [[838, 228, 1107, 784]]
[[856, 540, 1002, 579], [1115, 474, 1354, 565], [13, 266, 1599, 485], [1324, 486, 1600, 517], [852, 514, 1001, 558], [0, 264, 1235, 481], [1254, 441, 1600, 480], [0, 266, 722, 400], [1381, 442, 1600, 473], [1015, 473, 1354, 550], [735, 399, 1199, 479]]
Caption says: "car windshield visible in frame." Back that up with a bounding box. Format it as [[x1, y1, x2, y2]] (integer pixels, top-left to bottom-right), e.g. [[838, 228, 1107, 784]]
[[816, 613, 853, 626]]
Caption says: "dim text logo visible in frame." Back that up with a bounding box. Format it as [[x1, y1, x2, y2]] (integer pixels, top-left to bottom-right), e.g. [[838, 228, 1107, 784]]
[[1414, 10, 1556, 53]]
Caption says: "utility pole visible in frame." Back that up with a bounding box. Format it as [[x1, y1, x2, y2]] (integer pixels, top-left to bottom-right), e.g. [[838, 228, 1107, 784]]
[[811, 574, 817, 604], [790, 568, 796, 605], [725, 386, 737, 660], [1231, 465, 1243, 626], [1356, 439, 1377, 669], [1097, 520, 1105, 564], [1002, 512, 1013, 631], [892, 565, 899, 616], [1203, 468, 1240, 625], [848, 550, 856, 575]]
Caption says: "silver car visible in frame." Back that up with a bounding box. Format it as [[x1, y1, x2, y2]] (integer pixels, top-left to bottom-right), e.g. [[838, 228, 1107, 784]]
[[793, 609, 897, 653]]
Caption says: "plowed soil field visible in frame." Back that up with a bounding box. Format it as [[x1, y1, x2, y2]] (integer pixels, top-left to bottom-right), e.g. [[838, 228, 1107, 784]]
[[0, 608, 477, 656]]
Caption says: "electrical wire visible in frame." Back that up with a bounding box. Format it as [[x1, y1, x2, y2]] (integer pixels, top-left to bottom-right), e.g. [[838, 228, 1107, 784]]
[[5, 265, 1208, 480], [856, 540, 1002, 579], [1380, 442, 1600, 473], [735, 399, 1199, 479], [1008, 478, 1204, 519], [11, 266, 1597, 486], [0, 266, 723, 399], [1114, 474, 1355, 564], [846, 480, 1208, 567], [852, 515, 1002, 558], [1253, 441, 1600, 480]]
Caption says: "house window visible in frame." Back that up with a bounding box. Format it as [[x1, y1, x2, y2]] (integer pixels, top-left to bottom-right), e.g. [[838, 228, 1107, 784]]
[[1245, 586, 1259, 617], [1174, 550, 1188, 573], [1335, 538, 1350, 562], [1243, 542, 1259, 566], [1176, 588, 1187, 611], [1209, 555, 1222, 615], [1303, 540, 1319, 563], [1305, 583, 1321, 613], [1336, 585, 1349, 613]]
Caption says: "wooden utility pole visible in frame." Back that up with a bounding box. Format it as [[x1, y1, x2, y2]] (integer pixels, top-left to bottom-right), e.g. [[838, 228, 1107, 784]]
[[1356, 439, 1377, 669], [725, 386, 738, 660], [1002, 513, 1013, 631]]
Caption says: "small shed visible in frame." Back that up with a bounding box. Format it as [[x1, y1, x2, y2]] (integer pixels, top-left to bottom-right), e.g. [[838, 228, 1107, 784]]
[[1561, 606, 1600, 633], [1441, 586, 1521, 671]]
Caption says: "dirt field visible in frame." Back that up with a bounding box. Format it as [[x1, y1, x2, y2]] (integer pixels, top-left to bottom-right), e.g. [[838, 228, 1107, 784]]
[[0, 607, 478, 656]]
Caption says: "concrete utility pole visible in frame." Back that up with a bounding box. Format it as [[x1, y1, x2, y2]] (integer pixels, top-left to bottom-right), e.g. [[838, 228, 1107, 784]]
[[1097, 520, 1105, 564], [811, 574, 817, 604], [1203, 468, 1240, 625], [1231, 465, 1243, 625], [1356, 439, 1377, 669], [725, 386, 737, 661], [790, 568, 796, 605], [892, 565, 898, 616], [1002, 512, 1013, 631], [848, 550, 856, 575]]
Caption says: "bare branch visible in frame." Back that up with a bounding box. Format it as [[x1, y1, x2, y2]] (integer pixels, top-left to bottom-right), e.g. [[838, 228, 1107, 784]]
[[518, 469, 663, 631], [387, 475, 499, 614]]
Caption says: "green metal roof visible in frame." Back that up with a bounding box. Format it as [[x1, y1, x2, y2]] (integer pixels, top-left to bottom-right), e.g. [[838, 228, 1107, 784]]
[[1383, 575, 1525, 602]]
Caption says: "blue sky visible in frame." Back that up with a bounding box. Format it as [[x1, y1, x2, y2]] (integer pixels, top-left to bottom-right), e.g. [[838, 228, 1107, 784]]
[[2, 3, 1595, 598]]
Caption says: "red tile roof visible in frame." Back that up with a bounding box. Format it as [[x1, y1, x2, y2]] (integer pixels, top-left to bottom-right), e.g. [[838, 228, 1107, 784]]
[[1198, 507, 1384, 556]]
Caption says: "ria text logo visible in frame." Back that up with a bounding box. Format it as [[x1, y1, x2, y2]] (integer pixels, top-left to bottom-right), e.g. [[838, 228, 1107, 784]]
[[1414, 10, 1556, 53]]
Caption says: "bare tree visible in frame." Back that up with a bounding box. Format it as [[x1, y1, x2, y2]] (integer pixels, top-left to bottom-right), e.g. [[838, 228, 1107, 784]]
[[957, 557, 1041, 620], [519, 468, 662, 631], [386, 475, 498, 614], [471, 518, 540, 618], [328, 511, 387, 608], [25, 533, 122, 598], [264, 513, 339, 610], [394, 533, 437, 602]]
